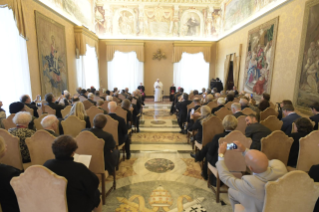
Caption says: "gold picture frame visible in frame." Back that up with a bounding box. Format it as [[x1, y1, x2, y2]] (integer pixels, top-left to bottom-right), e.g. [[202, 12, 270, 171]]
[[35, 11, 69, 97]]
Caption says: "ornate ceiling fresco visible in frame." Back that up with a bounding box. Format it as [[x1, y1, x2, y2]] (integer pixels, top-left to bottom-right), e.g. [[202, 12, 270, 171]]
[[38, 0, 291, 40]]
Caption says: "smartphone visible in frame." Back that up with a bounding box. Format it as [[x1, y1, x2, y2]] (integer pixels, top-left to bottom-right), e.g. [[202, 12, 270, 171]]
[[191, 109, 195, 115], [250, 93, 253, 98]]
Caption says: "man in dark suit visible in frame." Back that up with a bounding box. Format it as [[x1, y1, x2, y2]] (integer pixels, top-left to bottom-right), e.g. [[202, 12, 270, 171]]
[[20, 94, 40, 117], [187, 98, 201, 124], [80, 89, 88, 98], [132, 91, 143, 132], [239, 97, 249, 110], [108, 101, 131, 159], [210, 78, 224, 92], [176, 93, 192, 133], [137, 83, 145, 102], [169, 84, 176, 101], [277, 100, 293, 120], [44, 93, 65, 119], [245, 114, 271, 150], [170, 87, 183, 114], [82, 114, 119, 174], [281, 104, 301, 135], [41, 115, 59, 136], [87, 93, 97, 105], [231, 103, 244, 118], [310, 102, 319, 130], [212, 97, 225, 114]]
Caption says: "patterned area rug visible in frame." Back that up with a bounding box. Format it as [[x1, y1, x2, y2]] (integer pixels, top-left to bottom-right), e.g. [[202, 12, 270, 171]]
[[181, 158, 205, 180], [131, 132, 188, 144], [105, 158, 137, 182]]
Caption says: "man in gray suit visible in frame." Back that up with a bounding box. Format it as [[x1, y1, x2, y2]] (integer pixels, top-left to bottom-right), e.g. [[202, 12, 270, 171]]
[[217, 141, 287, 212]]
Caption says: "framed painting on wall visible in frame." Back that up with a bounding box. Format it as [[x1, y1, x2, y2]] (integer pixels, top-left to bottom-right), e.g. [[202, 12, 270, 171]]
[[35, 11, 69, 97], [243, 17, 279, 99], [294, 0, 319, 113]]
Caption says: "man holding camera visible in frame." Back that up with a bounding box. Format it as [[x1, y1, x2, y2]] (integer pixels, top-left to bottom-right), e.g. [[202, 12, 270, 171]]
[[217, 141, 287, 212]]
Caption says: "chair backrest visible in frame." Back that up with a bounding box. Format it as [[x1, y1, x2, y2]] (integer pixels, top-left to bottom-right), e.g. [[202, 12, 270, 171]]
[[242, 107, 256, 115], [61, 116, 86, 137], [10, 165, 68, 212], [215, 107, 232, 121], [260, 107, 278, 121], [24, 105, 34, 116], [93, 96, 102, 102], [61, 105, 72, 119], [262, 171, 319, 212], [101, 101, 109, 112], [3, 114, 16, 130], [202, 116, 224, 147], [235, 115, 247, 134], [260, 115, 283, 132], [115, 106, 127, 123], [25, 130, 56, 165], [86, 106, 104, 127], [75, 131, 105, 174], [225, 101, 233, 110], [82, 100, 94, 110], [218, 130, 252, 172], [118, 94, 126, 101], [296, 131, 319, 172], [260, 130, 293, 166], [34, 114, 48, 131], [103, 115, 119, 145], [207, 101, 218, 110], [269, 101, 276, 109], [0, 129, 23, 170], [79, 96, 87, 102], [113, 97, 121, 104], [38, 105, 56, 117]]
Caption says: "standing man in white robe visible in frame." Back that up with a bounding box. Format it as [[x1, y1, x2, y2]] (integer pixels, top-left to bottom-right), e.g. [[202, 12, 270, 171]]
[[154, 78, 163, 102]]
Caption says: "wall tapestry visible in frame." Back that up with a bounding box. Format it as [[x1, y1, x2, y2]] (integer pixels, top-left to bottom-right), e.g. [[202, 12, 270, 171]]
[[294, 0, 319, 112], [243, 17, 279, 97], [35, 11, 69, 97]]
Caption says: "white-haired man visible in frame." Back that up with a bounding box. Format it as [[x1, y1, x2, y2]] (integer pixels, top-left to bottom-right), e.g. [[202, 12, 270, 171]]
[[41, 115, 59, 136], [231, 103, 244, 118], [212, 97, 225, 114], [239, 97, 249, 110]]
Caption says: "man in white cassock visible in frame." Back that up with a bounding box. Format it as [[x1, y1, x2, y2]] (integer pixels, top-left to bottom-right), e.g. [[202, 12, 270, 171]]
[[154, 78, 163, 102]]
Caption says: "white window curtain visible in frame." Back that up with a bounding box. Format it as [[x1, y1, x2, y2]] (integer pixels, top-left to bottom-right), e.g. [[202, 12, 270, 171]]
[[0, 8, 32, 115], [76, 44, 100, 89], [107, 51, 144, 93], [173, 52, 209, 94]]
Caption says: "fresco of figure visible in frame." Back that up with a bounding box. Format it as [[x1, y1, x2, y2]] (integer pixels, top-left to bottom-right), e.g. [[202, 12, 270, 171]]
[[186, 15, 199, 36]]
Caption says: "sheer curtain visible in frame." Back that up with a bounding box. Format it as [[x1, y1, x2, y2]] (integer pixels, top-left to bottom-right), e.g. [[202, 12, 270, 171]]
[[76, 44, 100, 89], [0, 7, 32, 115], [173, 52, 210, 94], [107, 51, 144, 92]]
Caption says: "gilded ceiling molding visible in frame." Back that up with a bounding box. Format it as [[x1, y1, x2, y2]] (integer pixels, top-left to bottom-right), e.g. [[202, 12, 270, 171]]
[[96, 0, 222, 5]]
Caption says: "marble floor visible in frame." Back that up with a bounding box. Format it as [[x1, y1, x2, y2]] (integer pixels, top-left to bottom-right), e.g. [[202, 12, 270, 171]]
[[101, 101, 232, 211]]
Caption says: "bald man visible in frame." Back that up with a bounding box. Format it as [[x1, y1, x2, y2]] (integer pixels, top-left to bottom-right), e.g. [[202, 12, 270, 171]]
[[217, 141, 287, 212]]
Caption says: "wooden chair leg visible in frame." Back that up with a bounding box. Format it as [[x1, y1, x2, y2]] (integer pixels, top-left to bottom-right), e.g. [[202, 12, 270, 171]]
[[216, 174, 220, 203], [101, 173, 106, 205], [122, 146, 126, 161]]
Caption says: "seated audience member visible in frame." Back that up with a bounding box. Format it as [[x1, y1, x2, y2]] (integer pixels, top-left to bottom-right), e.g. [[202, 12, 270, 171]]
[[187, 98, 201, 123], [310, 102, 319, 130], [65, 102, 91, 128], [106, 95, 113, 101], [0, 136, 21, 212], [87, 93, 96, 105], [80, 89, 88, 98], [214, 92, 220, 98], [203, 94, 214, 105], [281, 104, 301, 135], [95, 91, 105, 100], [8, 112, 35, 163], [191, 115, 238, 180], [231, 103, 244, 118], [262, 93, 270, 102], [212, 88, 218, 94], [125, 87, 131, 96], [108, 101, 131, 159], [96, 100, 107, 114], [309, 164, 319, 211], [176, 93, 191, 134], [212, 97, 225, 114], [0, 101, 6, 128], [44, 93, 65, 119], [71, 95, 80, 105], [200, 88, 206, 95], [245, 114, 271, 150], [232, 86, 239, 96], [207, 88, 212, 94], [122, 99, 133, 128], [44, 135, 101, 212], [41, 115, 59, 136], [90, 86, 96, 94], [193, 90, 199, 96], [20, 94, 40, 117], [288, 118, 313, 167], [216, 141, 287, 212], [9, 102, 35, 130], [188, 106, 213, 144], [76, 87, 82, 95], [258, 100, 270, 112], [277, 100, 293, 120], [170, 87, 184, 114], [82, 114, 119, 174], [239, 97, 249, 110], [62, 91, 72, 106]]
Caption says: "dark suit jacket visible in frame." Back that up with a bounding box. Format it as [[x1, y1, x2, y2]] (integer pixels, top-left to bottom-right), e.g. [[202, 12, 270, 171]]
[[187, 105, 201, 123], [234, 111, 244, 118], [0, 164, 21, 212], [287, 132, 310, 167], [207, 131, 231, 167], [137, 86, 145, 92], [44, 158, 100, 212], [310, 114, 319, 130], [46, 102, 65, 119], [25, 102, 39, 117], [309, 164, 319, 212], [210, 81, 223, 92], [212, 105, 224, 114], [245, 123, 272, 150], [123, 108, 132, 127], [188, 119, 203, 143], [281, 113, 301, 135], [241, 105, 249, 110], [109, 113, 127, 145], [176, 100, 192, 123], [82, 128, 116, 173], [44, 129, 58, 137]]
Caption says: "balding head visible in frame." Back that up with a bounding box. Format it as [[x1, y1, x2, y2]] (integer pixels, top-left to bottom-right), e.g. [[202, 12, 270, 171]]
[[108, 101, 117, 113], [20, 95, 31, 104], [245, 150, 269, 174], [41, 115, 59, 133], [93, 114, 107, 129]]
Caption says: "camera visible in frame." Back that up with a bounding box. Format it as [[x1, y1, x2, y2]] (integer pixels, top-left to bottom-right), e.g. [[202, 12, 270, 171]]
[[226, 143, 238, 150]]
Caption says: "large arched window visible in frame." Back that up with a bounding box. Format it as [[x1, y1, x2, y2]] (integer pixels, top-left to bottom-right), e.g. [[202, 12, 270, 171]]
[[173, 52, 209, 93], [0, 7, 32, 114], [107, 51, 144, 92]]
